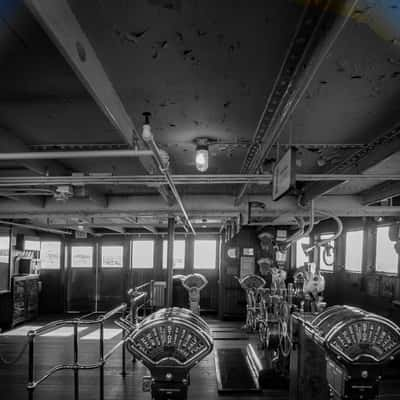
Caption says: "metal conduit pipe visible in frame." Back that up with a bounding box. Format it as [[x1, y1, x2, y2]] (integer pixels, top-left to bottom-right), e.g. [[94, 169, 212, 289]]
[[142, 117, 195, 234], [295, 200, 315, 243], [0, 149, 153, 160], [0, 174, 398, 188], [0, 220, 72, 235], [283, 216, 305, 249], [304, 210, 343, 254]]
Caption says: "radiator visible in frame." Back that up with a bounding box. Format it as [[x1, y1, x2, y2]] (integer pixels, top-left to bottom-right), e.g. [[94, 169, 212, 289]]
[[152, 281, 166, 308]]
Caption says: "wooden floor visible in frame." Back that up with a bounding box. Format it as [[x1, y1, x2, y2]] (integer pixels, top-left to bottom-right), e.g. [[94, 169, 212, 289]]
[[0, 317, 288, 400]]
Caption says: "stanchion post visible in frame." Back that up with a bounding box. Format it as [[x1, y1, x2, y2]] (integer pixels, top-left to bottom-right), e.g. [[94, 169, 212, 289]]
[[166, 217, 175, 307], [73, 322, 79, 400], [28, 333, 35, 400], [100, 321, 105, 400], [150, 280, 154, 312], [122, 328, 126, 377]]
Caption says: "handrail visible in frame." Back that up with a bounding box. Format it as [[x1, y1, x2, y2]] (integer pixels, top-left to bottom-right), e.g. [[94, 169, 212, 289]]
[[129, 279, 154, 295], [27, 303, 128, 400]]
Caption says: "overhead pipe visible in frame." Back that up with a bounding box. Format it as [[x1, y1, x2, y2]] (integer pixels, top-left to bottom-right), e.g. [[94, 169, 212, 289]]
[[0, 174, 397, 188], [303, 210, 343, 254], [142, 113, 195, 234], [0, 220, 72, 235], [0, 149, 153, 161], [282, 216, 305, 249]]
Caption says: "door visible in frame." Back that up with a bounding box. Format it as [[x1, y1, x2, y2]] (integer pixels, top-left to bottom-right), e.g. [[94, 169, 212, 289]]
[[98, 240, 127, 310], [38, 240, 64, 313], [66, 242, 96, 313], [191, 237, 219, 312]]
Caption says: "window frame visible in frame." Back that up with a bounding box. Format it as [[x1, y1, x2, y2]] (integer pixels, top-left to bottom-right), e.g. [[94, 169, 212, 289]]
[[295, 236, 310, 269], [40, 240, 62, 270], [131, 240, 155, 269], [319, 233, 335, 272], [344, 229, 364, 273], [375, 225, 399, 275], [0, 234, 10, 265], [162, 239, 186, 270], [101, 245, 124, 269], [24, 238, 41, 251], [193, 239, 217, 270], [71, 245, 94, 269]]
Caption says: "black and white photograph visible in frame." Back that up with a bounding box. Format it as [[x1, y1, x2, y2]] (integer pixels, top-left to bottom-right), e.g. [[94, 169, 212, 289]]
[[0, 1, 400, 399]]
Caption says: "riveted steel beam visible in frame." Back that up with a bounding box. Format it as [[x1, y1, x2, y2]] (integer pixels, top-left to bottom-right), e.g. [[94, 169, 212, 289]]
[[25, 0, 172, 204], [300, 123, 400, 205], [235, 0, 358, 205]]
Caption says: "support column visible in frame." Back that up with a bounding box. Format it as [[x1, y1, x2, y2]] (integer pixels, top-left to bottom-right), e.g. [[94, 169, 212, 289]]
[[166, 217, 175, 307]]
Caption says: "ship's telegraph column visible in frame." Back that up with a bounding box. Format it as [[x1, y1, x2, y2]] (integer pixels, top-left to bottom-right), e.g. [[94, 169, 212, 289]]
[[291, 305, 400, 400], [182, 273, 208, 315], [237, 274, 266, 331], [126, 307, 213, 400]]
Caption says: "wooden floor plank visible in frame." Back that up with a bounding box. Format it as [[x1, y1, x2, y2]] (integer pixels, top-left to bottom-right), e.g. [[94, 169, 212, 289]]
[[0, 318, 288, 400]]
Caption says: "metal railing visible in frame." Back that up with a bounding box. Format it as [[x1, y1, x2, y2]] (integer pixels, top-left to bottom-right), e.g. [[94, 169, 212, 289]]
[[27, 303, 127, 400], [127, 280, 154, 322]]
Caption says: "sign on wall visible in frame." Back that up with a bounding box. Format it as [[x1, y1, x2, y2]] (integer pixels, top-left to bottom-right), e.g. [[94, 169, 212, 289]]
[[272, 147, 296, 201]]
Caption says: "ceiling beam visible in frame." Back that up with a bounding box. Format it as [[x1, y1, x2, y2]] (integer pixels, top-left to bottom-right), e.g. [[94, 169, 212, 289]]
[[142, 225, 158, 234], [1, 194, 400, 219], [25, 0, 172, 204], [0, 219, 72, 235], [300, 123, 400, 205], [235, 0, 359, 205], [360, 181, 400, 206], [0, 127, 67, 176], [124, 216, 158, 234], [102, 226, 126, 234]]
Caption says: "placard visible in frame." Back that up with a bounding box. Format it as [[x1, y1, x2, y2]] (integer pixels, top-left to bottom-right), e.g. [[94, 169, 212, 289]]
[[240, 256, 255, 278], [272, 147, 296, 201], [75, 230, 88, 239]]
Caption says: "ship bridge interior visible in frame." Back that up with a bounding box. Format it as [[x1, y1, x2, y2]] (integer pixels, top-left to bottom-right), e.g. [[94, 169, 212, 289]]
[[0, 1, 400, 400]]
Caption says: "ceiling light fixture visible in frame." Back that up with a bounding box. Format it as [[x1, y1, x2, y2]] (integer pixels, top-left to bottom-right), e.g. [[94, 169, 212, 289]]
[[195, 138, 209, 172]]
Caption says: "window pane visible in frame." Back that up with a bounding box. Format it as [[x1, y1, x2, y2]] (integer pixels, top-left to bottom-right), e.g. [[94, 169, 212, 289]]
[[0, 236, 10, 264], [296, 237, 309, 268], [376, 226, 398, 274], [102, 246, 123, 268], [132, 241, 154, 269], [71, 246, 93, 268], [194, 240, 216, 270], [25, 240, 41, 251], [320, 234, 335, 271], [163, 240, 185, 269], [40, 241, 61, 269], [345, 230, 363, 272]]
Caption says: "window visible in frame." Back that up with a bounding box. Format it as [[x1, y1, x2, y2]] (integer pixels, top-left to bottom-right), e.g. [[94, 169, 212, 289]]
[[0, 236, 10, 264], [71, 246, 93, 268], [40, 241, 61, 269], [345, 230, 363, 272], [25, 239, 41, 251], [319, 234, 335, 271], [194, 240, 217, 269], [376, 226, 398, 274], [132, 240, 154, 269], [296, 237, 309, 268], [162, 240, 185, 269], [102, 245, 123, 268]]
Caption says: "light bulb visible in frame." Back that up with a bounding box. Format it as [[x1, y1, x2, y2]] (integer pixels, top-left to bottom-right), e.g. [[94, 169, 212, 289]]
[[195, 148, 208, 172]]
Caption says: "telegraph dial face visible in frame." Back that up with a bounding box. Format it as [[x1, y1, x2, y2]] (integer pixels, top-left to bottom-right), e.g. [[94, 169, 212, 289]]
[[127, 309, 213, 369], [327, 318, 400, 363]]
